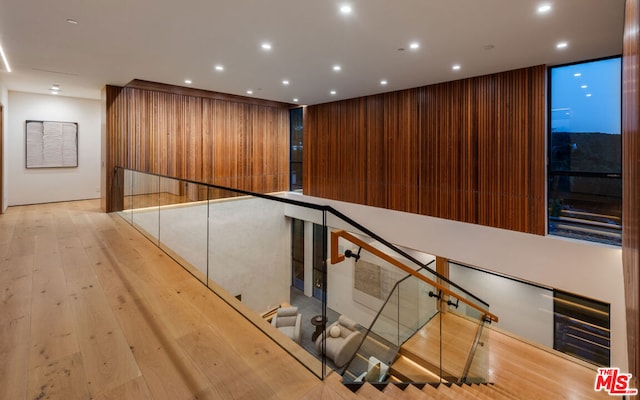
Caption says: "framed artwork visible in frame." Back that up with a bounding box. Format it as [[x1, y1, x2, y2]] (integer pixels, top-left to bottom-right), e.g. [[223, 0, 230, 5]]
[[25, 120, 78, 168]]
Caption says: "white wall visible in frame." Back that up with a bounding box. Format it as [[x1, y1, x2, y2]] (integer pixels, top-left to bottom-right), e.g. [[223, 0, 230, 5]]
[[449, 263, 555, 348], [7, 91, 101, 205], [283, 192, 628, 370], [0, 81, 8, 212]]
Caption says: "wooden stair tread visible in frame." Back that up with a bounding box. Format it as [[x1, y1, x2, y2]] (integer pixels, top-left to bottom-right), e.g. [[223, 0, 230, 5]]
[[400, 312, 481, 379], [390, 355, 442, 383], [355, 383, 387, 400], [403, 384, 430, 399], [382, 384, 414, 399]]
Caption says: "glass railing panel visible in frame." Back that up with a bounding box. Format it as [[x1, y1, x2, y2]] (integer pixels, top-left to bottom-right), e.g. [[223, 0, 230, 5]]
[[113, 168, 501, 384], [130, 171, 160, 245], [438, 279, 490, 383], [396, 275, 439, 343], [207, 192, 288, 314], [118, 167, 134, 223], [206, 191, 330, 376], [445, 283, 486, 321], [463, 319, 490, 384], [157, 177, 209, 284], [323, 212, 497, 385], [341, 273, 442, 384], [438, 309, 485, 383]]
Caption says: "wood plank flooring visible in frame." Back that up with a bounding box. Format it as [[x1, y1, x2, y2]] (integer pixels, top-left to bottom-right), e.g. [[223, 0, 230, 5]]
[[0, 200, 353, 400], [398, 312, 610, 399]]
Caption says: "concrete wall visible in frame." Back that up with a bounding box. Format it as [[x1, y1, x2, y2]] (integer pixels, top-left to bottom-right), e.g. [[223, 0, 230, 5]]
[[125, 196, 292, 315]]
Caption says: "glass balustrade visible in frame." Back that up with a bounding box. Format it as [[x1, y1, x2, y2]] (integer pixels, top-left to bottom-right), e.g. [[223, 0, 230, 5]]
[[114, 167, 496, 384]]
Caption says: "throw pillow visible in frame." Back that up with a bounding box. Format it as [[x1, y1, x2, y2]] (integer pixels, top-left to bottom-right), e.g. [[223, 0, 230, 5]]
[[329, 325, 341, 338], [363, 363, 381, 383]]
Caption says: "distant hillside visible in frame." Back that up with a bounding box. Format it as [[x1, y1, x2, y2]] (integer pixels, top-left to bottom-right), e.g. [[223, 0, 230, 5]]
[[550, 132, 621, 173]]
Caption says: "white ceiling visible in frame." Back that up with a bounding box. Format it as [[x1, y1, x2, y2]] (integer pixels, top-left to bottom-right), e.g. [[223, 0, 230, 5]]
[[0, 0, 626, 105]]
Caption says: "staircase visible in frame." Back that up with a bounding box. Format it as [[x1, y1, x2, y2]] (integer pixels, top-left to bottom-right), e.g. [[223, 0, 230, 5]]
[[343, 311, 488, 391], [350, 382, 519, 399]]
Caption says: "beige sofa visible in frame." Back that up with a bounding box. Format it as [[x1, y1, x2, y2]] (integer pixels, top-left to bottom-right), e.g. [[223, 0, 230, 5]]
[[315, 315, 363, 368]]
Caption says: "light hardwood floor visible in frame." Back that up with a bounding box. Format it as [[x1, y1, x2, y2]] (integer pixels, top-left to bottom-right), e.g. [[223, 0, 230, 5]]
[[0, 200, 617, 400], [0, 200, 351, 400]]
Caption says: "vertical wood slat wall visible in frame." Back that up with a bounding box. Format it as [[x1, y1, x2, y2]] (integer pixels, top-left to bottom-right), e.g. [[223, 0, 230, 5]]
[[103, 85, 290, 211], [623, 0, 640, 382], [304, 65, 546, 235]]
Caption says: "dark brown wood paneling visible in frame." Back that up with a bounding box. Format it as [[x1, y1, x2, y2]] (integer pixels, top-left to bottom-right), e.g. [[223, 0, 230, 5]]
[[304, 99, 368, 204], [305, 66, 546, 235], [420, 79, 476, 223], [623, 0, 640, 382], [476, 66, 546, 234], [102, 85, 129, 212], [103, 83, 289, 211], [365, 95, 388, 208], [385, 90, 421, 214], [126, 79, 294, 109]]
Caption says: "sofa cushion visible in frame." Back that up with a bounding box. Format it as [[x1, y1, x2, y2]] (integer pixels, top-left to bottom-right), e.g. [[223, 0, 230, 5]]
[[338, 315, 358, 330], [329, 325, 341, 338], [275, 315, 298, 327], [279, 326, 295, 340]]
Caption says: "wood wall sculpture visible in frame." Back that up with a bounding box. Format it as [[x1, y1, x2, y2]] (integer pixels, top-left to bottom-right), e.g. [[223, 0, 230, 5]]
[[304, 66, 546, 235], [102, 81, 291, 211]]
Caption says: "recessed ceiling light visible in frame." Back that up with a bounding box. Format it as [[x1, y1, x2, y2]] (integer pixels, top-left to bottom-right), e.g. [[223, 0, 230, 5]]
[[215, 65, 224, 71], [340, 4, 352, 14], [0, 44, 11, 73], [330, 90, 337, 95], [282, 80, 290, 85], [409, 42, 420, 50], [380, 80, 388, 85], [293, 98, 299, 102], [452, 64, 461, 71], [581, 85, 587, 89], [573, 73, 582, 77], [333, 65, 341, 71], [184, 79, 192, 85], [586, 93, 592, 97], [66, 18, 78, 24], [246, 90, 253, 95], [556, 41, 568, 49], [51, 91, 59, 95], [261, 42, 272, 51], [537, 4, 552, 13]]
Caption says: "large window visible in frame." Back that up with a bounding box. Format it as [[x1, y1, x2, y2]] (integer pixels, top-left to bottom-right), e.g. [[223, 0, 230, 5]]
[[548, 57, 621, 245], [290, 108, 303, 191]]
